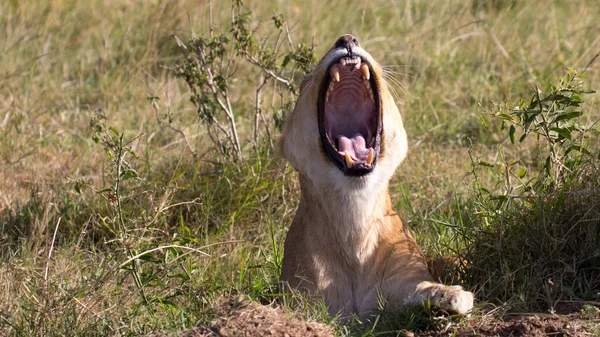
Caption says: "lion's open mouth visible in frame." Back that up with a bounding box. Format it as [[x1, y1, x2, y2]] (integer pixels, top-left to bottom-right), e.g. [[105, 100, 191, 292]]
[[318, 55, 382, 176]]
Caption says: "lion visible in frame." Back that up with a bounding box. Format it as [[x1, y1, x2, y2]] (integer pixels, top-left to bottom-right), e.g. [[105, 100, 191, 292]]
[[280, 34, 473, 319]]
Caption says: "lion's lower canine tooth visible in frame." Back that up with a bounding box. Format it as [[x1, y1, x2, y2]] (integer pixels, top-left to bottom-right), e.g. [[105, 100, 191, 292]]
[[360, 63, 370, 80], [326, 81, 334, 102], [344, 152, 354, 167], [366, 148, 374, 165], [330, 65, 340, 82]]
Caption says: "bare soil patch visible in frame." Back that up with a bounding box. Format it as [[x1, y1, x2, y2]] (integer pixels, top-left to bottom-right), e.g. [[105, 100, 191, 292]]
[[151, 299, 334, 337], [420, 310, 600, 337]]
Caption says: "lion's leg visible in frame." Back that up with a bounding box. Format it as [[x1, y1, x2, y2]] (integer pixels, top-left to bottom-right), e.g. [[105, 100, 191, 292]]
[[374, 253, 473, 315], [376, 225, 474, 315]]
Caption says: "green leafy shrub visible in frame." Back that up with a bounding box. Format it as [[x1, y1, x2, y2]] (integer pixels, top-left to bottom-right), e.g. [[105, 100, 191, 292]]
[[464, 69, 600, 310], [174, 2, 316, 162]]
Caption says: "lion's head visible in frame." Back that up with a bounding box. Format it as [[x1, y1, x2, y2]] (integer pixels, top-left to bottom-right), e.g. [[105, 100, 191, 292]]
[[282, 35, 407, 191]]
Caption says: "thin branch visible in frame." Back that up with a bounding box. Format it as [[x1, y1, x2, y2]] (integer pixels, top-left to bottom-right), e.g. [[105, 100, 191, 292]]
[[44, 217, 62, 281], [582, 52, 599, 75], [254, 76, 266, 147], [164, 87, 197, 158], [195, 46, 242, 161], [208, 0, 213, 38], [284, 22, 294, 49], [119, 245, 210, 269], [534, 85, 557, 160], [245, 54, 292, 87], [146, 198, 203, 228]]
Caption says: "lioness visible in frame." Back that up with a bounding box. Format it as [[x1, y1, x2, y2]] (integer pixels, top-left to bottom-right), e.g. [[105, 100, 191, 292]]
[[280, 35, 473, 319]]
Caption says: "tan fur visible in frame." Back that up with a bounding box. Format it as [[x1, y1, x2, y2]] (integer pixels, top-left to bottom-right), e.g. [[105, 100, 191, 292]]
[[280, 35, 473, 319]]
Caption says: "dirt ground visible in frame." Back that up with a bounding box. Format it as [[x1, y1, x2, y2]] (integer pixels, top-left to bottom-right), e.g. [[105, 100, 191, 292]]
[[149, 299, 335, 337], [187, 300, 335, 337], [151, 300, 600, 337], [421, 312, 600, 337]]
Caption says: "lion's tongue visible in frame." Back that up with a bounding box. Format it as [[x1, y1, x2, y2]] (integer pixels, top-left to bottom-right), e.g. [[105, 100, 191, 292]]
[[337, 134, 370, 160]]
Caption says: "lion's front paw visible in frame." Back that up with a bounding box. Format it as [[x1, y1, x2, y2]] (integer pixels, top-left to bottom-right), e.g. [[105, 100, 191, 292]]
[[413, 282, 474, 315], [433, 285, 473, 315]]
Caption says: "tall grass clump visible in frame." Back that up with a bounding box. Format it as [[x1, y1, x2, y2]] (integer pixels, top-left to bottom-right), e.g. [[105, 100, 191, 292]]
[[463, 68, 600, 310]]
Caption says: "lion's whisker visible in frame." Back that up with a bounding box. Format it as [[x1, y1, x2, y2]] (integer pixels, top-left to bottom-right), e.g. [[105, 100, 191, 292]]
[[383, 73, 407, 99]]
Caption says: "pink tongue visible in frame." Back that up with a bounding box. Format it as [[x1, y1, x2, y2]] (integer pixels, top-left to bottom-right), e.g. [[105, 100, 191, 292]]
[[337, 134, 370, 160]]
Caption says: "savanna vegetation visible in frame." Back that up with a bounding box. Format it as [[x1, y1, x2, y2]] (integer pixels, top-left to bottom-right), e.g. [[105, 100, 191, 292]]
[[1, 0, 599, 336]]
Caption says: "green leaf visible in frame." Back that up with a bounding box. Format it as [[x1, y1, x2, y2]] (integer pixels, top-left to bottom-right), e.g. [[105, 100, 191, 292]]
[[109, 126, 120, 136], [281, 54, 291, 68], [128, 150, 139, 160], [480, 115, 488, 129], [171, 273, 191, 282], [498, 113, 514, 122], [543, 93, 569, 103], [478, 161, 494, 168], [519, 133, 527, 143], [74, 181, 84, 194], [549, 127, 572, 140], [527, 96, 538, 110], [570, 94, 583, 103], [566, 145, 591, 156], [121, 170, 138, 181], [490, 194, 508, 203], [137, 253, 158, 262], [517, 167, 527, 178], [553, 111, 583, 123], [509, 125, 516, 144], [545, 156, 552, 176]]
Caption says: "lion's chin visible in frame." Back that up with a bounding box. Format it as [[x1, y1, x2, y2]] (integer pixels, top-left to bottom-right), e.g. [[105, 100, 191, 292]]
[[318, 54, 382, 177]]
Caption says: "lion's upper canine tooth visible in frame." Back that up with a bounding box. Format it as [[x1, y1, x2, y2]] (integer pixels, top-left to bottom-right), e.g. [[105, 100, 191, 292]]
[[344, 151, 354, 167], [330, 65, 340, 82], [366, 148, 374, 165], [360, 63, 370, 80], [340, 59, 347, 66]]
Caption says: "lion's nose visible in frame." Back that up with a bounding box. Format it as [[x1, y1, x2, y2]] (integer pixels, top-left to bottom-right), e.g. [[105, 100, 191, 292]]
[[334, 34, 360, 50]]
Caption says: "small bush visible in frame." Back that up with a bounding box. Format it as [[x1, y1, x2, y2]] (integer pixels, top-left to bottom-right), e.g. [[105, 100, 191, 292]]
[[174, 2, 315, 162], [463, 69, 600, 310]]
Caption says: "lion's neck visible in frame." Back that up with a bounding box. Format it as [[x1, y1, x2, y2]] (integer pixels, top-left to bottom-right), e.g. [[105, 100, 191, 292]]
[[298, 175, 393, 263]]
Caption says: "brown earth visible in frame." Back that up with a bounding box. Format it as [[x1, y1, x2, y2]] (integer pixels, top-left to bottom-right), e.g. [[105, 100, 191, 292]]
[[420, 312, 600, 337], [150, 299, 335, 337], [151, 300, 600, 337]]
